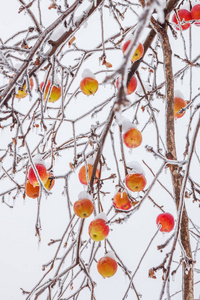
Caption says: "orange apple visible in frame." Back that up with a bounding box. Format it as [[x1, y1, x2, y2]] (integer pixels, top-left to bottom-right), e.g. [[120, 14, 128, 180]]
[[174, 97, 187, 119], [10, 76, 34, 99], [26, 180, 39, 198], [73, 198, 94, 218], [80, 77, 98, 96], [122, 40, 144, 63], [172, 9, 192, 30], [156, 213, 175, 232], [116, 75, 137, 95], [191, 5, 200, 26], [28, 164, 48, 187], [40, 80, 61, 103], [125, 173, 147, 192], [97, 255, 118, 278], [78, 164, 99, 185], [44, 172, 55, 191], [89, 218, 109, 241], [123, 127, 142, 148], [113, 192, 132, 210]]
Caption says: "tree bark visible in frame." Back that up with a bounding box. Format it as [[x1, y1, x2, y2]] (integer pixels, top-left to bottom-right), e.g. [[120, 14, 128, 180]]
[[161, 24, 194, 300]]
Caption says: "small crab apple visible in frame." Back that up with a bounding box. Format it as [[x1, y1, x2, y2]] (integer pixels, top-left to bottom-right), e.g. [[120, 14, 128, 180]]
[[123, 126, 142, 148], [174, 97, 187, 119], [172, 9, 192, 30], [89, 213, 109, 242], [116, 75, 137, 95], [40, 80, 61, 103], [113, 192, 132, 210], [73, 192, 94, 219], [122, 40, 144, 63], [28, 164, 48, 187], [78, 164, 99, 185], [125, 161, 147, 192], [191, 5, 200, 26], [10, 76, 34, 99], [80, 69, 98, 96], [44, 172, 55, 191], [97, 252, 118, 278], [156, 213, 175, 232], [26, 180, 39, 199]]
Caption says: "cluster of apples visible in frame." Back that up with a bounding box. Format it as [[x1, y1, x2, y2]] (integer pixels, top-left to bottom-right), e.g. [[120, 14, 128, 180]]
[[73, 189, 115, 277], [26, 163, 55, 198], [79, 40, 144, 97], [172, 5, 200, 30], [12, 76, 61, 103], [116, 40, 144, 95], [74, 162, 175, 278]]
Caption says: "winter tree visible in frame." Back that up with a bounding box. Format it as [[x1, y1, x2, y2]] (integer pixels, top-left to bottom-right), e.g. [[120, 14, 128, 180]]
[[0, 0, 200, 299]]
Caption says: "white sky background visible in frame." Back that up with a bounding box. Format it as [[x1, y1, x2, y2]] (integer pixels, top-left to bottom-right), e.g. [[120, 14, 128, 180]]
[[1, 0, 200, 299]]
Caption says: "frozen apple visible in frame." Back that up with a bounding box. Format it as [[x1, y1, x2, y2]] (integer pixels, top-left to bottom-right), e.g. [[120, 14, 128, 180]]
[[80, 77, 98, 96], [28, 164, 48, 187], [44, 172, 55, 191], [113, 192, 132, 210], [78, 164, 99, 185], [172, 9, 192, 30], [122, 40, 144, 63], [89, 218, 109, 242], [174, 97, 187, 119], [97, 255, 118, 278], [10, 76, 34, 99], [125, 173, 146, 192], [26, 180, 39, 199], [116, 75, 137, 95], [191, 5, 200, 26], [123, 126, 142, 148], [156, 213, 175, 232], [73, 198, 94, 219], [40, 80, 61, 103]]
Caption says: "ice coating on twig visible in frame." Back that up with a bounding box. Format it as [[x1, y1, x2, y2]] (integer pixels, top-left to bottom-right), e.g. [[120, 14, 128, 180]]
[[153, 0, 165, 23], [94, 212, 108, 222], [78, 191, 92, 200], [126, 161, 145, 175], [82, 69, 95, 79], [174, 90, 185, 100], [50, 23, 66, 41], [137, 80, 152, 95]]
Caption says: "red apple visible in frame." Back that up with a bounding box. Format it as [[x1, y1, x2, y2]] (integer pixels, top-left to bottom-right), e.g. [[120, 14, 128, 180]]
[[174, 97, 187, 119], [28, 164, 48, 187], [89, 218, 109, 242], [80, 77, 98, 96], [122, 40, 144, 63], [116, 75, 137, 95], [97, 255, 118, 278], [78, 164, 99, 185], [172, 9, 192, 30], [123, 127, 142, 148], [125, 173, 147, 192], [191, 5, 200, 26], [73, 198, 94, 219], [113, 192, 132, 210], [156, 213, 175, 232], [25, 180, 39, 198], [40, 80, 61, 103]]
